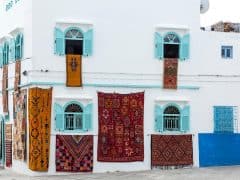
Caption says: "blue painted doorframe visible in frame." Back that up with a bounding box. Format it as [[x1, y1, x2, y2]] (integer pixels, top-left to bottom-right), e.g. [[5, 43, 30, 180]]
[[199, 133, 240, 167]]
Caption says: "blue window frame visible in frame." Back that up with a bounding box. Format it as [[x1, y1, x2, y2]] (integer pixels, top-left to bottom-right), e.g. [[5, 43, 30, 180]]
[[214, 106, 236, 133], [154, 104, 190, 132], [221, 46, 233, 59], [54, 102, 93, 132]]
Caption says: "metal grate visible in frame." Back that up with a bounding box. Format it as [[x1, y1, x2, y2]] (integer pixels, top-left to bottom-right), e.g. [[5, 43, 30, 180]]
[[65, 113, 83, 130], [163, 114, 180, 131]]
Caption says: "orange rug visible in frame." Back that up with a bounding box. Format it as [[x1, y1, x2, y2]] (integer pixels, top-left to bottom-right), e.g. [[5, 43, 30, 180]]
[[2, 65, 8, 113], [66, 55, 82, 87], [14, 60, 21, 91], [28, 87, 52, 171]]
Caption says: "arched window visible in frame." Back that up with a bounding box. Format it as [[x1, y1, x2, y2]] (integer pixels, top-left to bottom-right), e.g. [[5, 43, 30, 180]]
[[3, 42, 9, 65], [163, 105, 180, 131], [164, 32, 180, 59], [65, 28, 84, 55], [64, 103, 83, 130]]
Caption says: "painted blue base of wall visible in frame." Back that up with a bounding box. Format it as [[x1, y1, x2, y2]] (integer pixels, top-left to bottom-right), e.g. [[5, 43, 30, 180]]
[[199, 133, 240, 167]]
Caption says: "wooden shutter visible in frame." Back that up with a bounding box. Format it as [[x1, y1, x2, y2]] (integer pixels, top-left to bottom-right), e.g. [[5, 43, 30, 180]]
[[154, 105, 163, 132], [180, 34, 190, 61], [83, 103, 93, 131], [181, 105, 190, 132], [9, 39, 15, 62], [54, 103, 64, 131], [83, 29, 93, 56], [54, 27, 65, 56], [154, 32, 163, 60]]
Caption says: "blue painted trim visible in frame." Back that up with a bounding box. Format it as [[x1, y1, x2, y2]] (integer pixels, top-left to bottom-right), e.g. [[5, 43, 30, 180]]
[[16, 82, 200, 90], [0, 116, 5, 165]]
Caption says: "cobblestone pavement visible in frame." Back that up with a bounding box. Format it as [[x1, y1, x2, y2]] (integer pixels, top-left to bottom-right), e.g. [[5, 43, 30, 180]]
[[1, 166, 240, 180]]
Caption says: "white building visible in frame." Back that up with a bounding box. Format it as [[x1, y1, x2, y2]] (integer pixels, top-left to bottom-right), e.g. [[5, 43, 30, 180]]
[[0, 0, 240, 176]]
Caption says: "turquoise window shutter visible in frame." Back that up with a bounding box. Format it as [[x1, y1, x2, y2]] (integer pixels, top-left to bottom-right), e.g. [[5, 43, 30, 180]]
[[9, 39, 15, 62], [19, 34, 23, 59], [54, 103, 64, 131], [54, 27, 65, 56], [181, 105, 190, 132], [83, 103, 93, 131], [180, 34, 190, 61], [0, 46, 3, 68], [83, 29, 93, 56], [154, 32, 163, 60], [154, 105, 163, 132]]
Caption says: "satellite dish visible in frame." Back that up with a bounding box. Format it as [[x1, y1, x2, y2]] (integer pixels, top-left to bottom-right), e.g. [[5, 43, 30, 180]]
[[200, 0, 209, 14]]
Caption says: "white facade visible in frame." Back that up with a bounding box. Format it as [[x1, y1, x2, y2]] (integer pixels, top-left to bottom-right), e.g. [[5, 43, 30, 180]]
[[1, 0, 240, 176]]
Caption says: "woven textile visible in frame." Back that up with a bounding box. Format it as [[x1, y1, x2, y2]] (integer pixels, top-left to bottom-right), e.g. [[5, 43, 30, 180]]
[[2, 65, 8, 113], [56, 135, 93, 172], [13, 90, 27, 161], [98, 92, 144, 162], [163, 58, 178, 89], [28, 87, 52, 171], [5, 124, 12, 167], [14, 60, 21, 91], [66, 55, 82, 87], [0, 121, 2, 160], [151, 135, 193, 166]]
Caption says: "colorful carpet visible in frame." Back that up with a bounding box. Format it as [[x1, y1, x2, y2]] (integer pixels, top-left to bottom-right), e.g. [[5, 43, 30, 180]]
[[2, 65, 8, 113], [163, 58, 178, 89], [56, 135, 93, 172], [66, 55, 82, 87], [98, 92, 144, 162], [14, 60, 21, 91], [151, 135, 193, 166], [0, 121, 3, 160], [28, 87, 52, 171], [13, 90, 27, 161], [5, 124, 12, 167]]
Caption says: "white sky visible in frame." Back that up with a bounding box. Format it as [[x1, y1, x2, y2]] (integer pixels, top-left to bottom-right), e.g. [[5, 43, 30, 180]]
[[201, 0, 240, 26]]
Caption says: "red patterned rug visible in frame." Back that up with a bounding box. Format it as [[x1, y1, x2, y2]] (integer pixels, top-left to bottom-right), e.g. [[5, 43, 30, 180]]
[[98, 92, 144, 162], [151, 135, 193, 166], [56, 135, 93, 172], [163, 58, 178, 89]]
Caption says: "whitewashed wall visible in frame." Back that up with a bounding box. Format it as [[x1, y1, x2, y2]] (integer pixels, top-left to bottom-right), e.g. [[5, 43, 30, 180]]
[[1, 0, 240, 176]]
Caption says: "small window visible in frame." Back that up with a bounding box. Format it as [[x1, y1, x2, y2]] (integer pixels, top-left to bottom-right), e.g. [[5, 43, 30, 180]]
[[164, 33, 180, 59], [221, 46, 233, 59], [64, 103, 83, 130], [163, 106, 180, 131], [65, 28, 83, 55], [214, 106, 237, 133], [3, 42, 9, 65], [15, 34, 23, 60]]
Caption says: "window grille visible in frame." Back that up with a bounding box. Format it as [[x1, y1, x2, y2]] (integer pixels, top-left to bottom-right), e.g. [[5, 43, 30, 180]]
[[163, 106, 180, 131], [64, 103, 83, 130]]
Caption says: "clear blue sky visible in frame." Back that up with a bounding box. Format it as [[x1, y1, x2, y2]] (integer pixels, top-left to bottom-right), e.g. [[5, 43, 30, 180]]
[[201, 0, 240, 26]]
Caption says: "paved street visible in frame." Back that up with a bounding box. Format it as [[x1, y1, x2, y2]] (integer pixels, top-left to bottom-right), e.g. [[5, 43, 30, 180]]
[[1, 166, 240, 180]]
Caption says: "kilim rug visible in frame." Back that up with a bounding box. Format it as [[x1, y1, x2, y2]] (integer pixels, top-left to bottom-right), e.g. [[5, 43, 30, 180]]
[[151, 135, 193, 166], [5, 124, 12, 167], [66, 55, 82, 87], [163, 58, 178, 89], [14, 60, 21, 91], [98, 92, 144, 162], [2, 65, 8, 113], [13, 90, 27, 161], [28, 87, 52, 171], [0, 120, 3, 160], [56, 135, 93, 172]]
